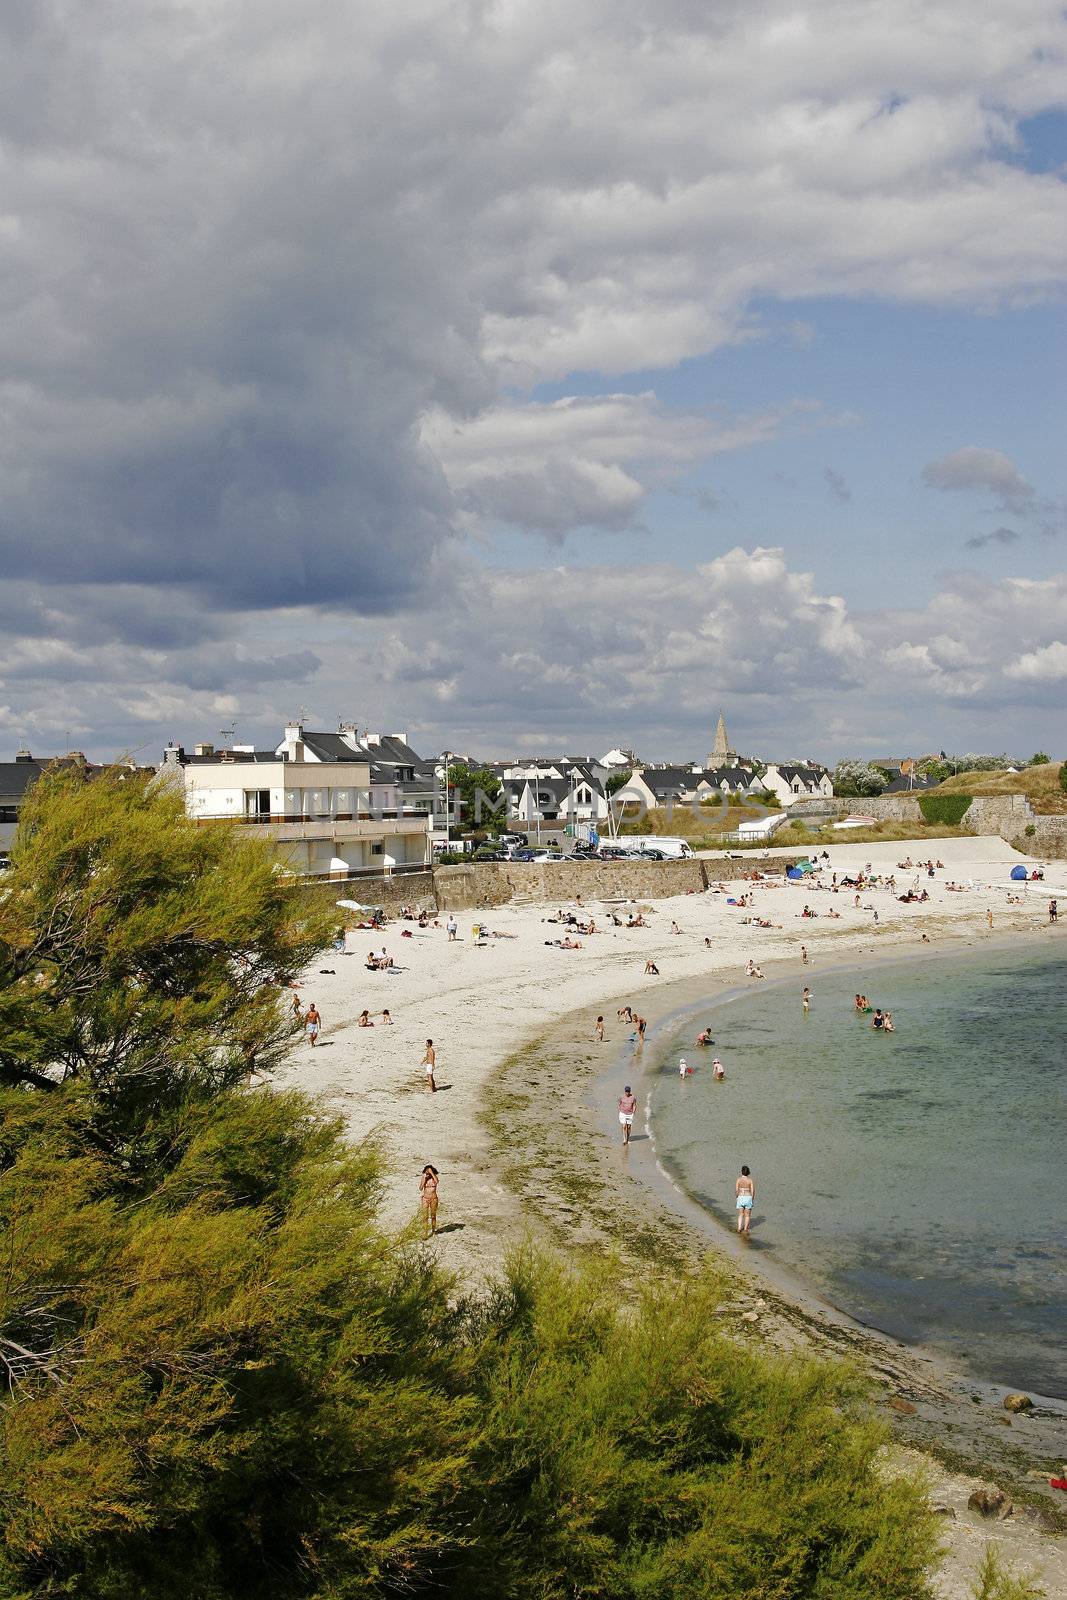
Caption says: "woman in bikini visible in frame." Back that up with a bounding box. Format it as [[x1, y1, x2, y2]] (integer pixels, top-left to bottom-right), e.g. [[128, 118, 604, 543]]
[[419, 1166, 439, 1237]]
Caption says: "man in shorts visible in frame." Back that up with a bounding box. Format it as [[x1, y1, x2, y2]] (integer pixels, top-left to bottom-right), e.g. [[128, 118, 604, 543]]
[[618, 1086, 637, 1144], [305, 1004, 321, 1046]]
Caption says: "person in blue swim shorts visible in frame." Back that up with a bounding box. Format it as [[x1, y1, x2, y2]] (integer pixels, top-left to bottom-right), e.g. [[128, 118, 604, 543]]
[[735, 1164, 755, 1234]]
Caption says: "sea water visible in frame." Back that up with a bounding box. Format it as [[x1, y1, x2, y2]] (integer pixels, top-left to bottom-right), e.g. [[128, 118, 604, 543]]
[[649, 946, 1067, 1397]]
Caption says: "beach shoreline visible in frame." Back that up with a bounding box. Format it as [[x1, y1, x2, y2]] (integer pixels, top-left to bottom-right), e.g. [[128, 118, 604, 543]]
[[281, 835, 1067, 1597]]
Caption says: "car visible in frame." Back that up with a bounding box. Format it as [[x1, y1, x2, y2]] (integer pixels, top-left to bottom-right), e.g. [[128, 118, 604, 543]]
[[472, 849, 507, 861], [498, 831, 529, 848]]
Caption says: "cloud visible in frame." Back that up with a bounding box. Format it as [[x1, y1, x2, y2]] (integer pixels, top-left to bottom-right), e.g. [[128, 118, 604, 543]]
[[824, 467, 852, 504], [922, 447, 1035, 512], [1005, 640, 1067, 681], [964, 526, 1021, 549], [0, 0, 1062, 624], [423, 393, 837, 537]]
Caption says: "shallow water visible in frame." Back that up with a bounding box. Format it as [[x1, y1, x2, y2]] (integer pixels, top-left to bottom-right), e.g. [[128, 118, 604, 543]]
[[650, 945, 1067, 1396]]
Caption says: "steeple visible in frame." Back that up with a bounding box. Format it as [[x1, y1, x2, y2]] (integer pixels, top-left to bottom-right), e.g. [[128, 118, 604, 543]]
[[707, 711, 735, 769]]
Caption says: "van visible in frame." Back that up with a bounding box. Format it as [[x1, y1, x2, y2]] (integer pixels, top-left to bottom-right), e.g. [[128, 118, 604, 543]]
[[625, 837, 694, 860]]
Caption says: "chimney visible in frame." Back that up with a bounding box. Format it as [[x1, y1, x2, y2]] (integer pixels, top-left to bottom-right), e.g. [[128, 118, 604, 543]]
[[364, 732, 382, 747], [284, 721, 304, 763], [338, 721, 360, 751], [194, 741, 214, 757], [163, 743, 185, 765]]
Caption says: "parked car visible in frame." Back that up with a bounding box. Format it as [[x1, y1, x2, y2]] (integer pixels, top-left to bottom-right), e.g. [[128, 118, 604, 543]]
[[498, 831, 529, 848], [472, 848, 507, 861]]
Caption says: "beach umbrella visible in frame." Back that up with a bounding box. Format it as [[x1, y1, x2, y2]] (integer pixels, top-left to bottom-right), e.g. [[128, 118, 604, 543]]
[[786, 867, 804, 880], [1010, 864, 1028, 881]]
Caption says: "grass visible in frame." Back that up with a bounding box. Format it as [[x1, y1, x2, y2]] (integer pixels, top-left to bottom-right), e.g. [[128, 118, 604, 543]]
[[933, 763, 1067, 815], [617, 801, 768, 841]]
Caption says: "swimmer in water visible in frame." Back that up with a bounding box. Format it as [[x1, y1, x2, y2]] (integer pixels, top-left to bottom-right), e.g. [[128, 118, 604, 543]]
[[802, 986, 812, 1014], [712, 1056, 725, 1081]]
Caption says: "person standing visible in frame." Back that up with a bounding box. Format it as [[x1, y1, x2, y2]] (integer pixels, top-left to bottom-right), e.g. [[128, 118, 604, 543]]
[[735, 1165, 755, 1233], [1049, 898, 1058, 924], [987, 908, 994, 931], [305, 1003, 321, 1046], [422, 1039, 437, 1092], [419, 1165, 440, 1237], [446, 914, 458, 941], [618, 1086, 637, 1144], [712, 1056, 725, 1081], [594, 1015, 605, 1042], [802, 986, 812, 1014]]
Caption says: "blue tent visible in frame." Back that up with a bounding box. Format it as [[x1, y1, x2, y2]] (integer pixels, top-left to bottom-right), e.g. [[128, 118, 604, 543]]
[[1010, 864, 1028, 881], [787, 867, 804, 880]]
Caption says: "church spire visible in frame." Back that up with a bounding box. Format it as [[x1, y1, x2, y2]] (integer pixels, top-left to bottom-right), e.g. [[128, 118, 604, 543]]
[[707, 710, 734, 769]]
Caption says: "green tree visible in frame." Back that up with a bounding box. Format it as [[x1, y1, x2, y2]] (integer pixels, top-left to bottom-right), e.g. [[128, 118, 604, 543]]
[[1029, 751, 1051, 765], [605, 768, 633, 796], [446, 762, 505, 832], [0, 766, 330, 1160]]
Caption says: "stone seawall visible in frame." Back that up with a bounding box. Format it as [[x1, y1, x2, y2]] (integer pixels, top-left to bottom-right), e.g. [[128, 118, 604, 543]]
[[291, 870, 436, 919], [433, 858, 710, 909]]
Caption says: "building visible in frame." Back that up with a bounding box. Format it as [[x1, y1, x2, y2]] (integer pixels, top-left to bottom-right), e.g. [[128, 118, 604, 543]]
[[0, 749, 100, 866], [761, 763, 834, 806], [706, 711, 736, 770], [162, 721, 432, 879]]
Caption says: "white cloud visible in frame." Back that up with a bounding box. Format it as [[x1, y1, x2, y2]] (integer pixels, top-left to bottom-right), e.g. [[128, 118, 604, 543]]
[[1005, 640, 1067, 681], [423, 393, 840, 535]]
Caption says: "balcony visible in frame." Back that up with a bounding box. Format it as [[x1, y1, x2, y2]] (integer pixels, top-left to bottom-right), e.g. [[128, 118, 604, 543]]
[[235, 814, 430, 843]]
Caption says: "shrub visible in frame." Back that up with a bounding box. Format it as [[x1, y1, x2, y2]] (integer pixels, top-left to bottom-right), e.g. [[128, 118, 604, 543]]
[[1029, 752, 1051, 766], [833, 760, 886, 797], [918, 792, 973, 826], [1061, 762, 1067, 795], [1025, 824, 1036, 838]]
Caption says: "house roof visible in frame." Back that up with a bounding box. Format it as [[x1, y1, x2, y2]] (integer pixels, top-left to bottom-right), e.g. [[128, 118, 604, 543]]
[[768, 764, 828, 783], [0, 755, 102, 803], [181, 750, 279, 765], [300, 731, 362, 762]]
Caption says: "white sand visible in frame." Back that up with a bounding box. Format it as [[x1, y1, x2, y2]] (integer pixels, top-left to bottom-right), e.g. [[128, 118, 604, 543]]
[[279, 834, 1062, 1259]]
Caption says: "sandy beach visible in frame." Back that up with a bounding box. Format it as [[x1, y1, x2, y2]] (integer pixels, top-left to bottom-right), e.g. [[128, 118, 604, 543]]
[[278, 834, 1067, 1598]]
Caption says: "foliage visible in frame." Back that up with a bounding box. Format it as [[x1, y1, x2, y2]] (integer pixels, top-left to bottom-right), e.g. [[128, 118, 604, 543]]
[[0, 1088, 477, 1599], [969, 1547, 1045, 1600], [1029, 752, 1051, 766], [832, 760, 887, 798], [1061, 762, 1067, 795], [0, 1118, 940, 1600], [605, 768, 633, 795], [1024, 824, 1036, 837], [918, 792, 973, 826], [445, 762, 505, 832], [0, 767, 331, 1163]]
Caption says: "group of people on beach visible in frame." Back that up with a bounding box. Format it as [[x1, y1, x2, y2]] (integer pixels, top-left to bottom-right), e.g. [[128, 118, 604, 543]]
[[854, 994, 895, 1030]]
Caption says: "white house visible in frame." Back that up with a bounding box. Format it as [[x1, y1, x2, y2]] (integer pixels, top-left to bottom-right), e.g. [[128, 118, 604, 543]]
[[761, 764, 834, 807], [624, 766, 760, 812], [162, 722, 432, 879]]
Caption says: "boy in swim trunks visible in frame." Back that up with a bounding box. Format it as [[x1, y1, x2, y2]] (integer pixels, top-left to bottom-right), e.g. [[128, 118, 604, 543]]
[[735, 1165, 754, 1232], [618, 1087, 637, 1144]]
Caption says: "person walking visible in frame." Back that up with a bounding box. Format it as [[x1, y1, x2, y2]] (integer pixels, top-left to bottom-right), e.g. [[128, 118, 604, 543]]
[[594, 1015, 605, 1042], [422, 1039, 437, 1092], [1049, 898, 1058, 924], [305, 1003, 321, 1046], [419, 1165, 440, 1237], [735, 1165, 755, 1233], [618, 1086, 637, 1144]]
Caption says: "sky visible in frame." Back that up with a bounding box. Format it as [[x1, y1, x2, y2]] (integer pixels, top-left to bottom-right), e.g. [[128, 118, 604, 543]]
[[1, 0, 1065, 766]]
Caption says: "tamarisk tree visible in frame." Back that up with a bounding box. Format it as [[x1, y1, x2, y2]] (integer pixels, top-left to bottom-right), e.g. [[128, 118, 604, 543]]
[[0, 766, 330, 1153]]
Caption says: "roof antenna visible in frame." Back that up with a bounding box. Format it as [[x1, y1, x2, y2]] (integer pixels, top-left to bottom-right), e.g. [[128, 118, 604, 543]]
[[219, 721, 236, 745]]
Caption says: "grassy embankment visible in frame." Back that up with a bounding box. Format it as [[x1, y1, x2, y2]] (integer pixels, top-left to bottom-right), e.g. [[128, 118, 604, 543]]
[[932, 761, 1067, 814], [619, 801, 971, 853]]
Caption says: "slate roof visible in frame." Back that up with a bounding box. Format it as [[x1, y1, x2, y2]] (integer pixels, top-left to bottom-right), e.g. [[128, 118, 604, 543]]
[[884, 772, 939, 793], [301, 731, 363, 762]]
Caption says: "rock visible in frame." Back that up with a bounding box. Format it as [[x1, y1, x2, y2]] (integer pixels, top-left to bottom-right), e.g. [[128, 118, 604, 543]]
[[889, 1396, 917, 1415], [931, 1504, 956, 1519], [1026, 1469, 1051, 1482], [1003, 1393, 1033, 1413], [967, 1487, 1013, 1519], [1015, 1505, 1059, 1533], [741, 1310, 759, 1323]]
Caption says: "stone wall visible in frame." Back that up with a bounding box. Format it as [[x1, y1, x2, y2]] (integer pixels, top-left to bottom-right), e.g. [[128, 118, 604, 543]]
[[433, 858, 710, 909], [291, 869, 436, 920]]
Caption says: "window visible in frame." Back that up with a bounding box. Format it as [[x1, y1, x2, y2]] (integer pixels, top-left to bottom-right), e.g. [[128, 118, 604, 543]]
[[371, 841, 384, 855]]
